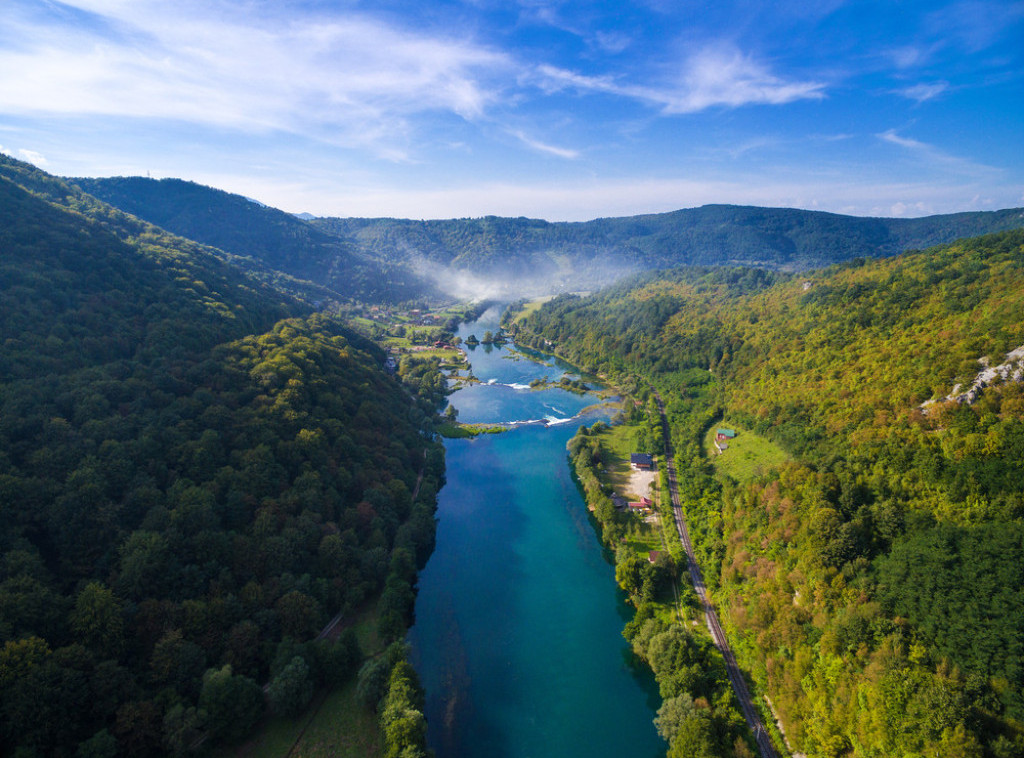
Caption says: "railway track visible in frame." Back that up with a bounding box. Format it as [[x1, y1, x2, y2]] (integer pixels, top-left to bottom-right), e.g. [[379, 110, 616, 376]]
[[653, 391, 780, 758]]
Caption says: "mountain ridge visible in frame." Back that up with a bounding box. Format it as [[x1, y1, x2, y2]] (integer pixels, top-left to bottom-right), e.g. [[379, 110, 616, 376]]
[[71, 173, 1024, 298]]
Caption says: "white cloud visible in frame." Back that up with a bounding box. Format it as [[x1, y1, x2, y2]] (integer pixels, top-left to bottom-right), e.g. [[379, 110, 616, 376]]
[[877, 128, 999, 177], [878, 129, 929, 151], [509, 130, 580, 159], [896, 81, 949, 102], [17, 149, 48, 166], [536, 44, 825, 113], [0, 1, 512, 159], [593, 31, 632, 54]]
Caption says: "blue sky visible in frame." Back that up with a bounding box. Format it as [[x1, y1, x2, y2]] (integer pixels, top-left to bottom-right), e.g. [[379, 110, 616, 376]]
[[1, 0, 1022, 220]]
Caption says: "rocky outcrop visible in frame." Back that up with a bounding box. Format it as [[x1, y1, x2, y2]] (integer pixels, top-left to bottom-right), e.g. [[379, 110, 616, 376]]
[[923, 345, 1024, 410]]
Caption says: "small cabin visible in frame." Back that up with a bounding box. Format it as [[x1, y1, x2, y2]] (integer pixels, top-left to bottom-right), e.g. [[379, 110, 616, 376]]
[[630, 453, 654, 470]]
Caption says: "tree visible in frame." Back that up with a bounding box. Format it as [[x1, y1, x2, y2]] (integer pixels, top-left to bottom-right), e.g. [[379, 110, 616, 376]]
[[268, 656, 314, 716], [666, 710, 718, 758], [150, 630, 206, 698], [76, 728, 118, 758], [615, 551, 648, 599], [381, 660, 429, 758], [71, 582, 125, 657], [357, 657, 391, 710], [198, 665, 263, 745], [276, 590, 321, 639], [655, 693, 700, 742], [162, 704, 205, 758], [312, 632, 360, 686]]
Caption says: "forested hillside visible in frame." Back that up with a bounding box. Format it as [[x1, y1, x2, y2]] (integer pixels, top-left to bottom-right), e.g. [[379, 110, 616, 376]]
[[315, 205, 1024, 289], [73, 176, 435, 303], [0, 156, 443, 756], [513, 229, 1024, 757]]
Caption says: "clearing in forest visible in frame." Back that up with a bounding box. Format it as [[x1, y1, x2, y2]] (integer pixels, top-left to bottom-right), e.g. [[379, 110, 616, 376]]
[[704, 423, 789, 482]]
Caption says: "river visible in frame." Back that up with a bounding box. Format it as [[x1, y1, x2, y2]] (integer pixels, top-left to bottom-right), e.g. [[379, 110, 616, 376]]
[[408, 305, 665, 758]]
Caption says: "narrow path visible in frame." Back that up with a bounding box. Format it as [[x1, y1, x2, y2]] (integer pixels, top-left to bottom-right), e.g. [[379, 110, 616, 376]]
[[653, 391, 780, 758]]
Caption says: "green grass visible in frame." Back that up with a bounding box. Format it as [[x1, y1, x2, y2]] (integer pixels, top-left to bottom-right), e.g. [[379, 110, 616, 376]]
[[510, 296, 554, 323], [287, 679, 380, 758], [705, 423, 790, 482], [349, 604, 384, 659], [399, 347, 462, 362], [597, 423, 640, 494], [234, 679, 380, 758]]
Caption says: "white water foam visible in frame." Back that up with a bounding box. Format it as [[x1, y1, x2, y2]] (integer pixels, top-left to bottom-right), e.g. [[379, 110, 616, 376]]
[[543, 415, 574, 426]]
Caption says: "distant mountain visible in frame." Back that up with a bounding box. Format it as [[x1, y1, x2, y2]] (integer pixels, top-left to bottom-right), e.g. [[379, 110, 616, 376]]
[[74, 174, 1024, 299], [315, 204, 1024, 290], [72, 176, 435, 302]]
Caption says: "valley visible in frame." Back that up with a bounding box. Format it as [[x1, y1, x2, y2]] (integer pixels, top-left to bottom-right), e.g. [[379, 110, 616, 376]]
[[2, 153, 1024, 758]]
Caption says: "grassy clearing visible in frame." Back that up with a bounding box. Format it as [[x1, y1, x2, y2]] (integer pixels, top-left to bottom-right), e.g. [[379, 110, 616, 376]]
[[705, 424, 790, 482], [349, 604, 384, 659], [509, 296, 554, 324], [413, 347, 463, 361], [235, 679, 380, 758], [597, 423, 637, 494], [286, 679, 380, 758]]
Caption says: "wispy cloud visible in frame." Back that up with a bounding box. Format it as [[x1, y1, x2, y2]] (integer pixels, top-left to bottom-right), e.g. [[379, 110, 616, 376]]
[[878, 128, 1001, 180], [0, 1, 511, 159], [593, 31, 632, 54], [895, 81, 950, 102], [537, 44, 825, 113], [878, 130, 930, 151], [509, 130, 580, 159]]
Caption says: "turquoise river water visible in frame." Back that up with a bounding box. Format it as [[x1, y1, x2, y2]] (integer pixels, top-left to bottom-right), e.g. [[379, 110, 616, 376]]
[[408, 306, 665, 758]]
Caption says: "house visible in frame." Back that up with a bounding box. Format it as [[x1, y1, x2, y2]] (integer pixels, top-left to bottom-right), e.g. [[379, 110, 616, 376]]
[[628, 497, 653, 512], [630, 453, 654, 470], [716, 428, 736, 440], [648, 550, 663, 564]]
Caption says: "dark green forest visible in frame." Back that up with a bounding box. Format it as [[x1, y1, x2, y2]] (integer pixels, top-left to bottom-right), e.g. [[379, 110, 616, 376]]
[[0, 155, 442, 757], [513, 230, 1024, 757]]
